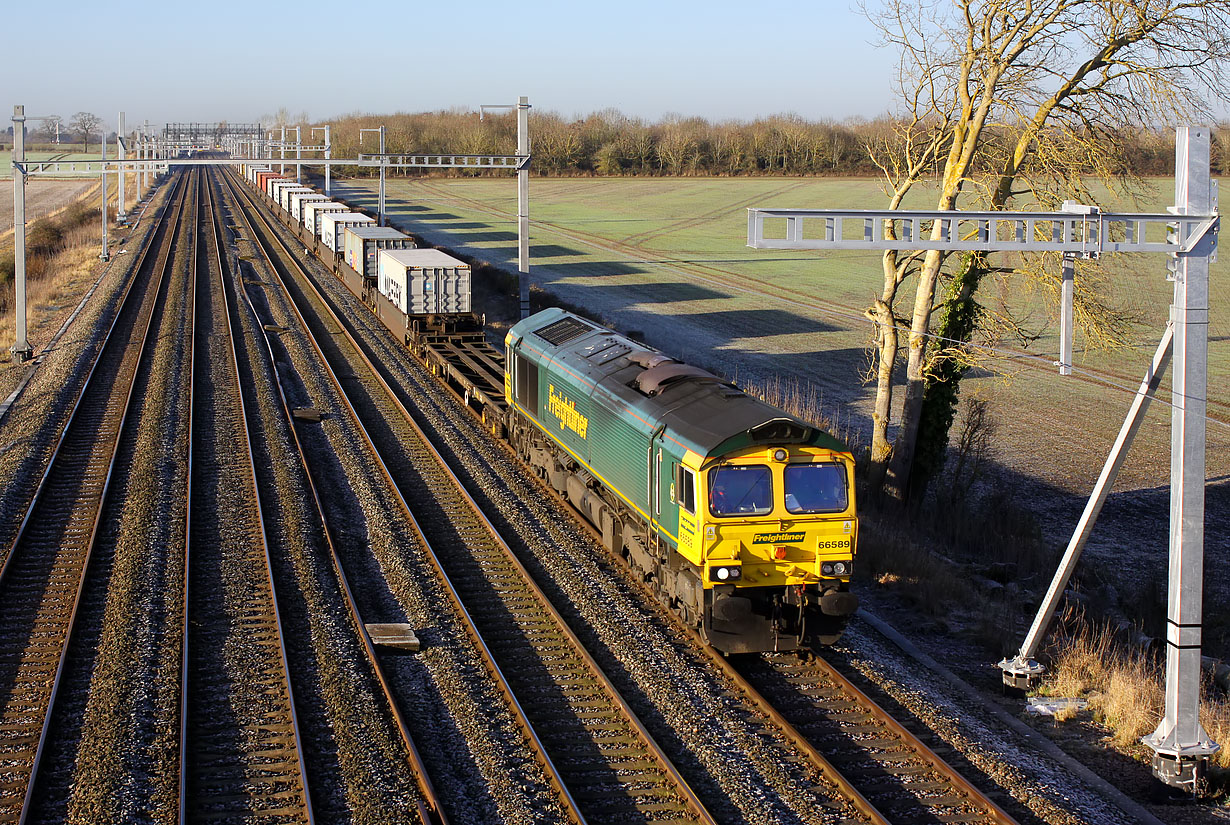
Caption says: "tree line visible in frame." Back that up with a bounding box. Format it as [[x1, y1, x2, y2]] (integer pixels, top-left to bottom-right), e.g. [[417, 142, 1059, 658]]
[[292, 109, 1225, 179], [3, 112, 104, 152], [7, 107, 1224, 180]]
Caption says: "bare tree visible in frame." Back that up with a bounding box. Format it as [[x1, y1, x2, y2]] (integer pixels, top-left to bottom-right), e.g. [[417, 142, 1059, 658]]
[[70, 111, 102, 153], [860, 0, 1230, 502], [39, 114, 63, 144]]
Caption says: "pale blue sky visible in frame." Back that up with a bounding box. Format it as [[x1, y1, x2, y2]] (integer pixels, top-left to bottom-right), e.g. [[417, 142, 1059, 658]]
[[4, 0, 894, 131]]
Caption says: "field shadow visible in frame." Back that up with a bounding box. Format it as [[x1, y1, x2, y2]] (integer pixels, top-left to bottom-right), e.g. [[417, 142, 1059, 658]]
[[552, 280, 728, 306], [681, 308, 839, 336], [406, 210, 462, 222], [617, 282, 729, 304], [533, 261, 651, 279], [532, 244, 585, 258], [382, 199, 429, 212], [425, 228, 518, 243]]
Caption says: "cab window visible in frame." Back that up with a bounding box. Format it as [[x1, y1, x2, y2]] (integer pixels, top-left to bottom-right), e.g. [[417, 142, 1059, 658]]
[[784, 463, 848, 513], [677, 466, 696, 514], [709, 465, 772, 516]]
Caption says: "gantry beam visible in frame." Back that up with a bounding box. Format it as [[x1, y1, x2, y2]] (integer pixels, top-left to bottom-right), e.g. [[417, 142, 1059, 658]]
[[357, 152, 529, 170], [747, 206, 1217, 256]]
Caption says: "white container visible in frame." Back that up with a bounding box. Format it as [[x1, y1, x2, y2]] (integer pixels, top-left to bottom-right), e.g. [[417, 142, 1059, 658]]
[[378, 248, 471, 315], [267, 177, 297, 200], [289, 191, 329, 222], [303, 201, 349, 233], [279, 186, 313, 213], [320, 212, 376, 251], [343, 225, 413, 281], [268, 179, 300, 204]]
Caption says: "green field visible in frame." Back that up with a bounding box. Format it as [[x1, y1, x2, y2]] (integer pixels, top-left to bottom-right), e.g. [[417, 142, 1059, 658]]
[[0, 151, 106, 179], [328, 175, 1229, 504]]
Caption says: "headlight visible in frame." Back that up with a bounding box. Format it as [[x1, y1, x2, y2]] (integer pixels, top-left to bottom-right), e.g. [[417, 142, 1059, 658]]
[[710, 566, 742, 582], [821, 561, 852, 577]]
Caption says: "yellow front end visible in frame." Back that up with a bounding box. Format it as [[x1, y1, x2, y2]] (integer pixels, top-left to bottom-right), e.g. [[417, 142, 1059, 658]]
[[682, 446, 857, 590]]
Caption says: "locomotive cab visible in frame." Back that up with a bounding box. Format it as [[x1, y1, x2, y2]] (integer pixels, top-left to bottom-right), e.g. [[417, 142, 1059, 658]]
[[666, 425, 858, 653]]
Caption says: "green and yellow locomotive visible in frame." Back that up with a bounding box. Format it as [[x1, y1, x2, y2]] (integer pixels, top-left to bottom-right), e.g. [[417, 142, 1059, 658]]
[[505, 308, 858, 654]]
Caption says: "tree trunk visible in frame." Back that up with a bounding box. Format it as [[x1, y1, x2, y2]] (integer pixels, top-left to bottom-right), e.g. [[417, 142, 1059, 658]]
[[868, 299, 898, 492], [884, 247, 943, 501], [868, 248, 904, 492]]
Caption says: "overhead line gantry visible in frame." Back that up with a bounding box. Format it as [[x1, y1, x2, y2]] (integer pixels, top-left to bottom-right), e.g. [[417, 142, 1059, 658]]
[[747, 126, 1220, 791]]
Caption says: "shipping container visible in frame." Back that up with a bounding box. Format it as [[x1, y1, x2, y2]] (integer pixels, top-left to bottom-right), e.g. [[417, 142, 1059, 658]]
[[378, 248, 471, 315], [257, 171, 283, 193], [343, 225, 413, 282], [303, 201, 349, 233], [279, 185, 314, 213], [268, 177, 300, 201], [269, 178, 302, 200], [258, 172, 281, 194], [266, 177, 293, 199], [320, 212, 376, 251], [289, 191, 329, 222]]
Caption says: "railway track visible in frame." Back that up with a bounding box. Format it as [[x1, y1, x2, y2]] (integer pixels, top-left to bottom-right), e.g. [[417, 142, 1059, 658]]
[[179, 166, 313, 822], [218, 169, 447, 824], [0, 168, 191, 823], [499, 431, 1023, 824], [292, 178, 1026, 822], [729, 653, 1019, 825], [227, 171, 919, 825], [221, 170, 744, 824]]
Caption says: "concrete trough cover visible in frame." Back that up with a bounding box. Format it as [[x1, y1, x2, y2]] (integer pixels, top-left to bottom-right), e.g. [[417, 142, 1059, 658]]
[[1026, 696, 1089, 717], [291, 407, 323, 422], [365, 623, 420, 651], [263, 323, 290, 333]]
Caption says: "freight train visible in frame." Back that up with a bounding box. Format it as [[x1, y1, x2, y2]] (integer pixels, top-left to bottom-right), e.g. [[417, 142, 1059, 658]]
[[237, 163, 859, 654]]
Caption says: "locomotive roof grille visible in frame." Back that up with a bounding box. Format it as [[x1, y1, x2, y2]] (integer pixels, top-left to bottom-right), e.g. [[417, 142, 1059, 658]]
[[533, 316, 596, 346]]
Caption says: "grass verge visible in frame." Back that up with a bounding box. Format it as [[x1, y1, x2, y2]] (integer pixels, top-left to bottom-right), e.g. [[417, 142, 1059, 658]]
[[1041, 623, 1230, 777]]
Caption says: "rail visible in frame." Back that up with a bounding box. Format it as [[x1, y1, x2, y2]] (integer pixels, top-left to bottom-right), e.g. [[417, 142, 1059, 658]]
[[0, 169, 191, 821]]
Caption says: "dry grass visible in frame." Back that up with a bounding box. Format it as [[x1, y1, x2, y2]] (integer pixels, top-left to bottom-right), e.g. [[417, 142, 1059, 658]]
[[853, 519, 969, 615], [741, 375, 865, 463], [0, 204, 107, 354], [1044, 625, 1230, 769]]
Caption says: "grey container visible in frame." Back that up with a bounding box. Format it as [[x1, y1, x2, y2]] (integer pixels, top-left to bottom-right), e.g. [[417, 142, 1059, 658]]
[[343, 225, 414, 281], [279, 185, 314, 213], [378, 248, 471, 315], [320, 212, 376, 250], [304, 201, 349, 233], [289, 191, 329, 222], [268, 179, 303, 203]]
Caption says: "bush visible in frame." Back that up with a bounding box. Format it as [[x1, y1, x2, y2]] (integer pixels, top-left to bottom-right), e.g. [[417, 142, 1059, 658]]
[[27, 218, 63, 256], [0, 250, 14, 287], [62, 199, 95, 228]]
